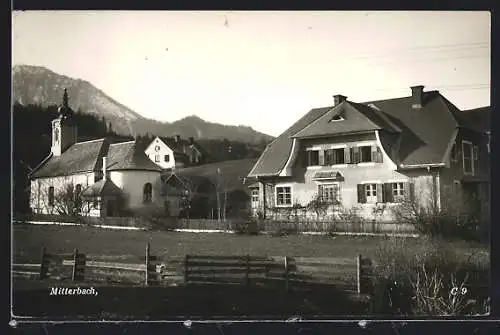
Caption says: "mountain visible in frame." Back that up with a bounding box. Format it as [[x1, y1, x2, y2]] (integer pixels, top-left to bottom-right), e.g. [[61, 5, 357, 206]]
[[12, 65, 274, 144]]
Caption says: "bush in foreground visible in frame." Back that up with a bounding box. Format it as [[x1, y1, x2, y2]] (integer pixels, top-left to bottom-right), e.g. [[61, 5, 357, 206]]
[[371, 236, 489, 316]]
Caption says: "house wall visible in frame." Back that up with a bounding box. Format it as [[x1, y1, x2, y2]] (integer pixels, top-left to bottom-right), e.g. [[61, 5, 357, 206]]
[[109, 170, 162, 209], [258, 133, 438, 222], [30, 172, 96, 214], [439, 127, 490, 218], [145, 137, 177, 170]]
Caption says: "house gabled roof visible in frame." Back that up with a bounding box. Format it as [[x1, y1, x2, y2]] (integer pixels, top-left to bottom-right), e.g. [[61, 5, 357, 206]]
[[291, 101, 401, 139], [248, 89, 477, 177], [157, 136, 204, 155], [81, 178, 123, 198], [247, 107, 332, 177], [107, 141, 162, 172], [459, 106, 491, 133], [29, 138, 108, 178]]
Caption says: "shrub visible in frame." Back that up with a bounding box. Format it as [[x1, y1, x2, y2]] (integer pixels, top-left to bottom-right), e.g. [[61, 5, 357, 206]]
[[230, 220, 261, 235], [370, 236, 490, 316], [392, 199, 481, 242], [268, 221, 299, 237]]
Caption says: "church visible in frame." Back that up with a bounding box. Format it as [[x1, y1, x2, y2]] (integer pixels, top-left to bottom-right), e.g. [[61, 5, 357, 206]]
[[28, 89, 164, 217]]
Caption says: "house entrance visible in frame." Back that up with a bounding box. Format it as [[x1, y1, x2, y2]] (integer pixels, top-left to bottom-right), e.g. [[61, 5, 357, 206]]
[[107, 200, 115, 217]]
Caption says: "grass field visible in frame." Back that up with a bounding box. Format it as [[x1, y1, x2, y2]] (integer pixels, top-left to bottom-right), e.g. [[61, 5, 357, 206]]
[[13, 224, 489, 263], [12, 224, 490, 319]]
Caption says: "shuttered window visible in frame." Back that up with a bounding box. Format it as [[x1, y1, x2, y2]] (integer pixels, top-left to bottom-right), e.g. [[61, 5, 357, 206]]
[[344, 147, 351, 164], [351, 147, 360, 164], [324, 148, 345, 165], [360, 146, 372, 162], [307, 150, 319, 166], [358, 182, 413, 203], [324, 149, 334, 165]]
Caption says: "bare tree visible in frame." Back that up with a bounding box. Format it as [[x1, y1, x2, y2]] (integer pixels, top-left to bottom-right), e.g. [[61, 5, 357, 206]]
[[306, 193, 331, 223], [36, 177, 90, 216]]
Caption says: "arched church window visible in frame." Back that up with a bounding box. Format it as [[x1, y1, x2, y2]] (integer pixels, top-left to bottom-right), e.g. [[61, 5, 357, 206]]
[[143, 183, 152, 204]]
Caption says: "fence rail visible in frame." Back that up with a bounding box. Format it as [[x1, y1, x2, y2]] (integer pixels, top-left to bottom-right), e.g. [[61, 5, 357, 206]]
[[13, 244, 376, 294]]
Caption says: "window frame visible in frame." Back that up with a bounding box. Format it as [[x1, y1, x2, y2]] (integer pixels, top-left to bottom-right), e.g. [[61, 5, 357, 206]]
[[364, 183, 377, 203], [392, 182, 404, 198], [359, 146, 373, 163], [154, 154, 160, 163], [251, 189, 259, 203], [318, 183, 340, 204], [462, 140, 474, 175], [275, 185, 292, 207], [164, 154, 170, 162], [307, 150, 320, 166]]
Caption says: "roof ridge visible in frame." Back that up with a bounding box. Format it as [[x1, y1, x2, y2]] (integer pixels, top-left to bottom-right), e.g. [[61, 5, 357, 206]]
[[109, 140, 135, 146], [74, 138, 106, 145]]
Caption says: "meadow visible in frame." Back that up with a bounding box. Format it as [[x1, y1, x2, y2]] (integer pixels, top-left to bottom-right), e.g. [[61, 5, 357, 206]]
[[13, 224, 489, 263]]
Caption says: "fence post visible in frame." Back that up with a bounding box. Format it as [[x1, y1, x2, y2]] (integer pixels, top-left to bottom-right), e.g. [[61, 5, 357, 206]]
[[145, 243, 150, 286], [356, 254, 362, 295], [71, 248, 79, 281], [284, 256, 289, 292], [39, 245, 48, 280]]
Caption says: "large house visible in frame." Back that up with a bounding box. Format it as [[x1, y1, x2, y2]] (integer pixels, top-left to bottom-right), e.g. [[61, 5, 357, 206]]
[[144, 135, 205, 170], [247, 86, 490, 224], [28, 89, 163, 217]]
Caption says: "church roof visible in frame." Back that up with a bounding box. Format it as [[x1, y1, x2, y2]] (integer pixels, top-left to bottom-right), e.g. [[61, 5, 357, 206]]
[[30, 138, 161, 179], [81, 178, 124, 198]]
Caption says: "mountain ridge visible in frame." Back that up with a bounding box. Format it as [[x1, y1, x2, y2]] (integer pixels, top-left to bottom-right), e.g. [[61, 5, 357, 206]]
[[12, 64, 274, 144]]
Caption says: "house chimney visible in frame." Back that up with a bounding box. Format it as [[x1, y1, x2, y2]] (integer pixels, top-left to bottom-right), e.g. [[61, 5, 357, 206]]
[[102, 156, 107, 181], [188, 137, 194, 145], [411, 85, 424, 109], [175, 134, 181, 143], [333, 94, 347, 106]]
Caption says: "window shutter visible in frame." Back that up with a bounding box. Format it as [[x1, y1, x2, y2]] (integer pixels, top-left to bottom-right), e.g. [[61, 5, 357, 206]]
[[319, 150, 325, 166], [383, 183, 393, 203], [376, 147, 383, 163], [306, 151, 311, 166], [371, 145, 377, 162], [376, 184, 383, 203], [404, 182, 415, 202], [303, 150, 309, 167], [344, 147, 351, 164], [357, 184, 366, 203], [352, 147, 360, 164]]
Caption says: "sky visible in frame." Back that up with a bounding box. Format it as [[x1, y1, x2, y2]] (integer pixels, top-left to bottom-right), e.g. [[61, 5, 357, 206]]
[[12, 11, 490, 137]]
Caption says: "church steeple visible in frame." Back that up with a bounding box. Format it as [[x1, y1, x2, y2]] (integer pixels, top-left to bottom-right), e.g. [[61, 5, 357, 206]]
[[63, 88, 69, 109], [51, 89, 77, 156]]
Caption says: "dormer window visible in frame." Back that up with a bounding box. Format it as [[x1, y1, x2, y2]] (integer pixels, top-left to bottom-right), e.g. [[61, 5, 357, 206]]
[[330, 114, 344, 122], [306, 150, 320, 166]]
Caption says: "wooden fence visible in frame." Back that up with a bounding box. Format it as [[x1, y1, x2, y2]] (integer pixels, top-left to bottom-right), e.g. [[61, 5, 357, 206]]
[[12, 244, 375, 294]]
